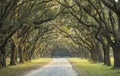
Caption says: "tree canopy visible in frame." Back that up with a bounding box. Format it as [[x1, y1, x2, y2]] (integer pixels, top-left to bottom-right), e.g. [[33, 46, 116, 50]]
[[0, 0, 120, 68]]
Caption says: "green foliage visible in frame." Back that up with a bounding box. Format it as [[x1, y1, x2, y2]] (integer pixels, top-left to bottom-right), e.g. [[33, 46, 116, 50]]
[[0, 0, 120, 70]]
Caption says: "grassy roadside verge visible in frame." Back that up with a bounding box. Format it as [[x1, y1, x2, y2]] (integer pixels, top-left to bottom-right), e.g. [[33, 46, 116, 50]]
[[0, 58, 51, 76], [69, 58, 120, 76]]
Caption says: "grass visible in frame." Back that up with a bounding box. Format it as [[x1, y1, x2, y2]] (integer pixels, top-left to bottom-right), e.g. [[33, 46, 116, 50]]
[[0, 58, 51, 76], [69, 58, 120, 76]]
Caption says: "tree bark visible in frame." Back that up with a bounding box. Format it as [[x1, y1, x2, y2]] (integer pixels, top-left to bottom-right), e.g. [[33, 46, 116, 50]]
[[0, 49, 6, 67], [96, 41, 104, 62], [18, 45, 24, 63], [0, 37, 8, 68], [112, 43, 120, 68], [103, 44, 111, 66], [90, 49, 99, 62], [10, 40, 16, 65]]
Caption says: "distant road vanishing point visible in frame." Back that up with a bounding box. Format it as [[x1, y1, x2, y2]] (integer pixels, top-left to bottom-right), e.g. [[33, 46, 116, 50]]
[[25, 58, 77, 76]]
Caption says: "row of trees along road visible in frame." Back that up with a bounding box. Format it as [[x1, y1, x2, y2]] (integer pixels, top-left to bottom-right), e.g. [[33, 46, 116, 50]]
[[0, 0, 63, 68], [0, 0, 120, 69], [56, 0, 120, 68]]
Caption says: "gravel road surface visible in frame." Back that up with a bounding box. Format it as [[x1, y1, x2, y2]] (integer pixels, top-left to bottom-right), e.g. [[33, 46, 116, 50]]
[[25, 58, 77, 76]]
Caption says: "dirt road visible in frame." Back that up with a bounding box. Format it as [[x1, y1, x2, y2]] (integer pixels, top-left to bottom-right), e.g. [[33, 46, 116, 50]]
[[25, 58, 77, 76]]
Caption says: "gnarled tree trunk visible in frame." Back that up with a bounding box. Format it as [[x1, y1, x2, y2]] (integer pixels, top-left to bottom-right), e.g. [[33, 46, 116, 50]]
[[112, 43, 120, 68]]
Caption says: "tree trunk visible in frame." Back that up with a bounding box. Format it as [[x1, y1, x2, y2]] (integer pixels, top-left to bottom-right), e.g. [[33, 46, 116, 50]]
[[28, 51, 33, 60], [103, 44, 111, 66], [0, 37, 8, 68], [10, 40, 16, 65], [18, 45, 24, 63], [0, 52, 2, 68], [92, 38, 103, 62], [112, 43, 120, 68], [0, 49, 6, 67], [97, 42, 104, 62], [25, 52, 28, 61], [98, 49, 104, 62], [90, 50, 99, 62], [28, 46, 36, 60], [0, 54, 4, 68], [15, 49, 18, 62], [111, 12, 120, 68]]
